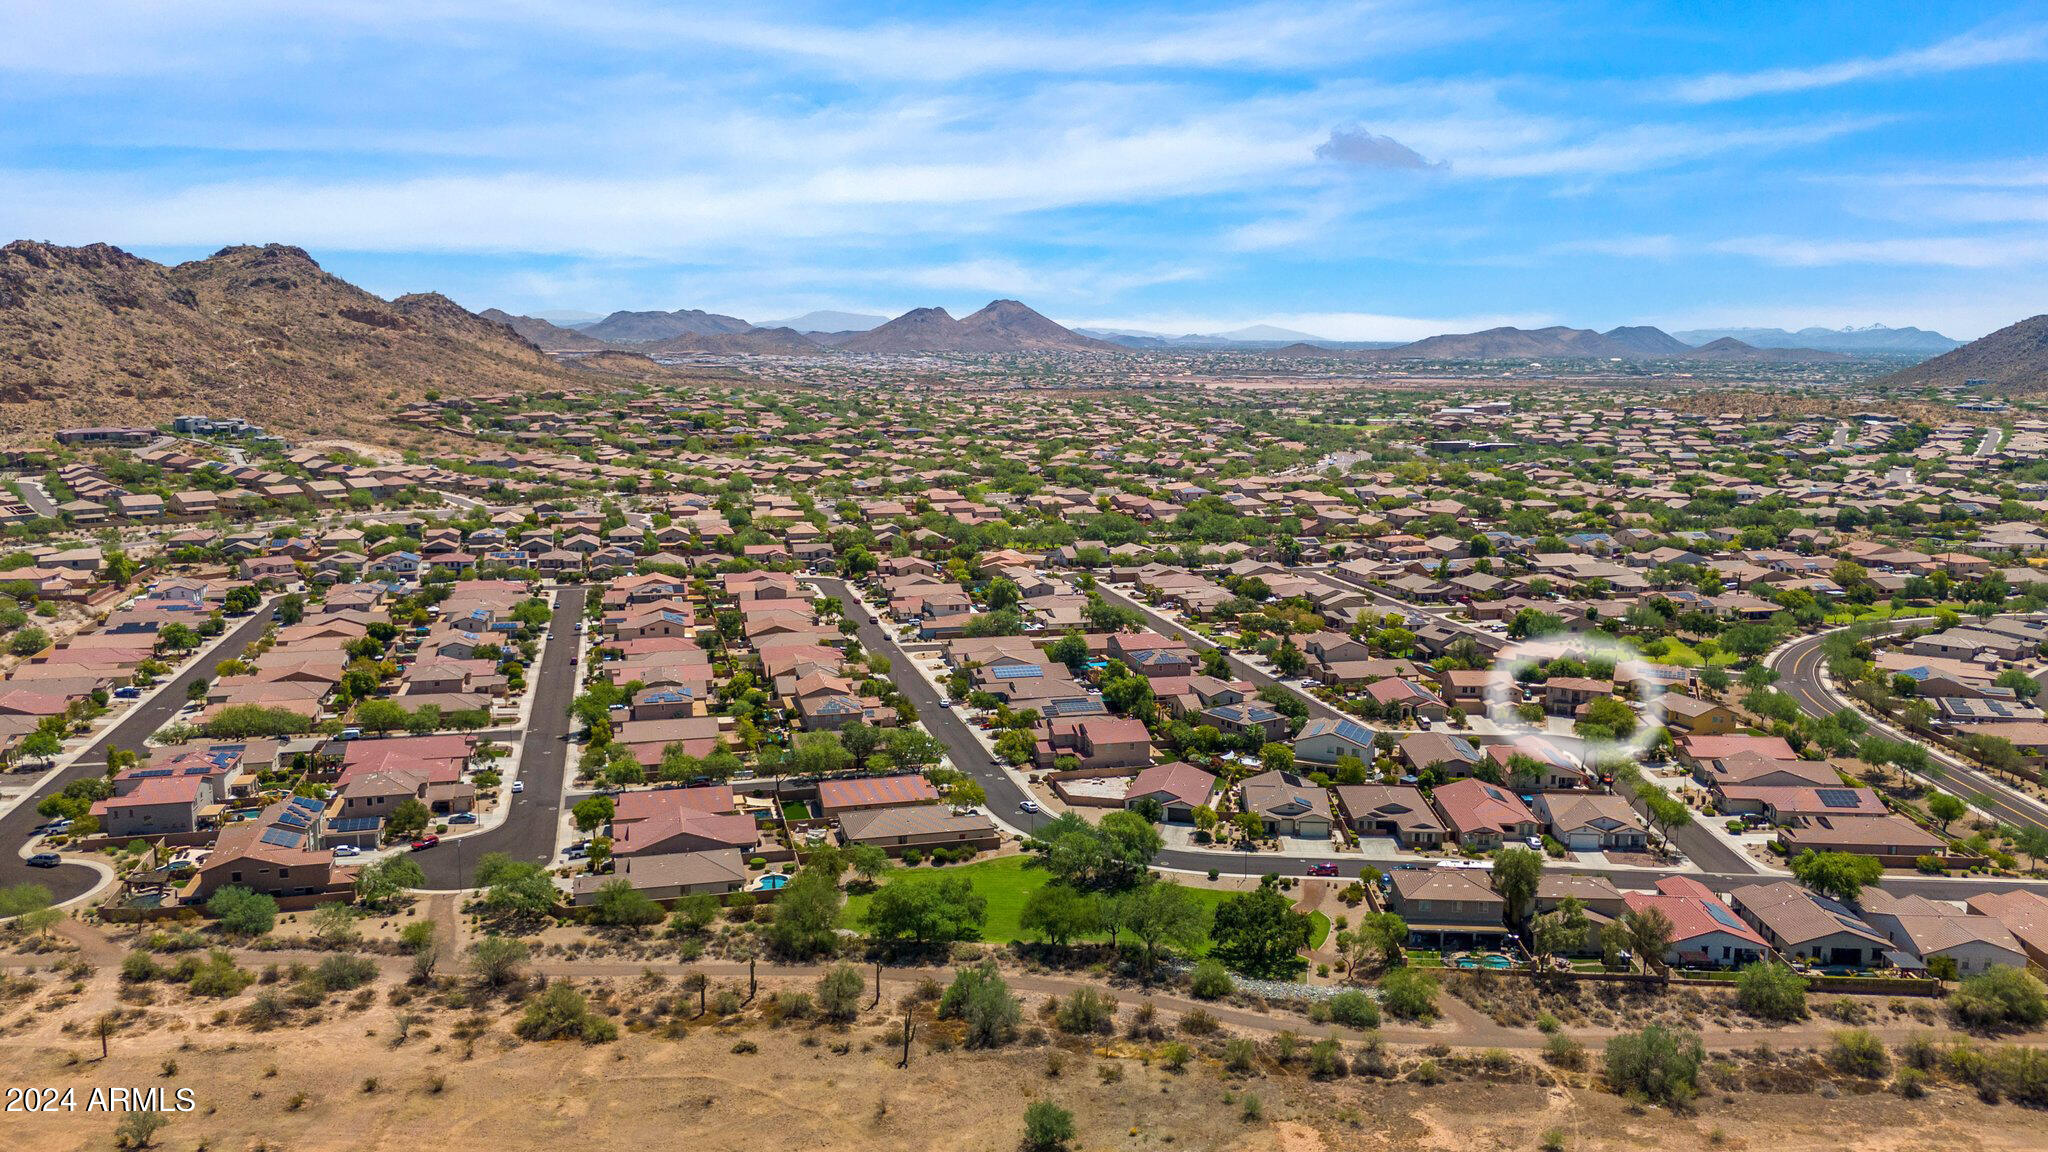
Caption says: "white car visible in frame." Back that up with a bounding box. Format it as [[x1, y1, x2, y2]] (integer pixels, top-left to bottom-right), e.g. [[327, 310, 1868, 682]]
[[511, 780, 525, 794], [332, 844, 361, 857], [1018, 799, 1042, 814]]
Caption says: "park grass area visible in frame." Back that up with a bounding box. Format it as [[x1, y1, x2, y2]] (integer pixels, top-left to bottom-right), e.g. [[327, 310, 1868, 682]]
[[840, 854, 1235, 944], [1823, 601, 1968, 625]]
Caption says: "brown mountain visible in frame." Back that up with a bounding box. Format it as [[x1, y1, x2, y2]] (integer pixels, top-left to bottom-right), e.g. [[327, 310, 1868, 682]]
[[1271, 324, 1840, 363], [1684, 336, 1845, 363], [641, 327, 821, 355], [578, 308, 753, 343], [0, 240, 580, 436], [837, 300, 1116, 353], [478, 308, 609, 351], [1875, 314, 2048, 391]]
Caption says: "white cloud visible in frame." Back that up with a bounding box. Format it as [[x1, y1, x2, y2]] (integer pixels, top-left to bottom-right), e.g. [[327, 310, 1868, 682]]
[[1074, 310, 1555, 342], [1669, 23, 2048, 103], [1712, 233, 2048, 269]]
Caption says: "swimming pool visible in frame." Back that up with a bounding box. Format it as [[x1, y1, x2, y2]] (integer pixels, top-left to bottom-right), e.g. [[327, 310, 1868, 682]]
[[754, 874, 790, 891], [1452, 953, 1515, 970]]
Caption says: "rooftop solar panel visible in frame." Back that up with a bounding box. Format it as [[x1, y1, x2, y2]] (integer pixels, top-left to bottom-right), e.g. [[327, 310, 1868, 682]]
[[1816, 788, 1860, 808], [1703, 903, 1745, 932], [258, 828, 302, 848]]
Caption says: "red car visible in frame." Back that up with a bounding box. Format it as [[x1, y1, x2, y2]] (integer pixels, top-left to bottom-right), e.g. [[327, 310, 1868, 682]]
[[1306, 862, 1339, 877], [409, 835, 440, 851]]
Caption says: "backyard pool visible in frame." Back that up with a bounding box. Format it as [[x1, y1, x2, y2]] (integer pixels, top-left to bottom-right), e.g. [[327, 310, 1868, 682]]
[[753, 874, 790, 891], [1452, 953, 1516, 970]]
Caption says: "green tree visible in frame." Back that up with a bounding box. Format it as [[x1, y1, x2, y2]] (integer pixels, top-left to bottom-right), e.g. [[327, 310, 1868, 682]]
[[1950, 966, 2048, 1029], [1109, 880, 1208, 977], [571, 794, 615, 834], [1378, 965, 1439, 1019], [385, 797, 432, 839], [207, 886, 277, 937], [766, 866, 843, 959], [815, 962, 865, 1023], [355, 698, 410, 734], [1925, 792, 1966, 832], [1492, 846, 1544, 926], [479, 858, 557, 924], [846, 844, 891, 888], [1022, 1100, 1076, 1152], [1603, 1025, 1704, 1106], [354, 855, 426, 909], [938, 959, 1021, 1047], [9, 626, 50, 657], [1622, 907, 1675, 973], [1736, 961, 1807, 1021], [1209, 876, 1312, 977], [468, 935, 530, 988], [863, 873, 987, 947], [1788, 850, 1884, 902], [1019, 881, 1102, 949], [589, 880, 664, 928]]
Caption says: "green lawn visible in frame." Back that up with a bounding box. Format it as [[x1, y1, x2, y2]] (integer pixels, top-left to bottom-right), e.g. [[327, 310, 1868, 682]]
[[1309, 910, 1331, 950], [840, 855, 1236, 945]]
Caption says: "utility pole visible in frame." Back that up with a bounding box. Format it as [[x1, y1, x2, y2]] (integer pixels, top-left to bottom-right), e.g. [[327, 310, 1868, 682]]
[[870, 960, 882, 1009]]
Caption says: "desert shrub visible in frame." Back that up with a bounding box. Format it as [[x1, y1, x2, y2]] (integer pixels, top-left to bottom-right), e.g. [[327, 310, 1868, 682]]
[[1950, 967, 2048, 1030], [1544, 1032, 1586, 1069], [120, 951, 160, 983], [186, 950, 254, 998], [1022, 1100, 1075, 1152], [1604, 1025, 1704, 1107], [1178, 1008, 1220, 1036], [815, 964, 865, 1024], [1223, 1037, 1257, 1073], [1308, 1037, 1347, 1079], [1188, 959, 1234, 1000], [1326, 990, 1380, 1029], [313, 955, 377, 993], [1828, 1029, 1890, 1078], [1160, 1041, 1190, 1071], [515, 982, 617, 1043], [1736, 961, 1806, 1021], [938, 961, 1020, 1049], [1378, 967, 1438, 1020], [1055, 988, 1115, 1035]]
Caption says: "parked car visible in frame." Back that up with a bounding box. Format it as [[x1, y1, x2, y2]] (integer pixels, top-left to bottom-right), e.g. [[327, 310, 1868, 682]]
[[26, 853, 61, 868], [332, 844, 361, 857], [1018, 799, 1041, 813], [510, 780, 525, 794], [1306, 862, 1340, 877], [563, 843, 588, 859], [1525, 836, 1544, 851], [449, 811, 479, 824], [112, 686, 143, 699], [410, 835, 440, 851]]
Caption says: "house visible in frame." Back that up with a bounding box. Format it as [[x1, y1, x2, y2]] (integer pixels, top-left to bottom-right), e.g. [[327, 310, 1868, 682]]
[[1385, 868, 1510, 946], [816, 775, 940, 817], [1531, 792, 1647, 852], [1332, 784, 1444, 848], [191, 798, 345, 900], [1622, 876, 1768, 969], [1660, 693, 1738, 735], [1430, 778, 1540, 850], [1397, 731, 1483, 780], [1966, 890, 2048, 968], [91, 774, 215, 837], [1729, 881, 1892, 968], [1121, 761, 1217, 823], [568, 849, 748, 903], [1039, 716, 1152, 771], [1856, 889, 2028, 975], [837, 805, 999, 856], [1776, 814, 1945, 865], [1238, 770, 1333, 838], [1201, 701, 1291, 742], [1291, 716, 1377, 766]]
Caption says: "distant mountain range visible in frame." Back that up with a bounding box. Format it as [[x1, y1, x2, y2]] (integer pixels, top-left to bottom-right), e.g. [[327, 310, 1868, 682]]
[[1670, 323, 1961, 355], [481, 297, 1967, 364], [1875, 314, 2048, 392]]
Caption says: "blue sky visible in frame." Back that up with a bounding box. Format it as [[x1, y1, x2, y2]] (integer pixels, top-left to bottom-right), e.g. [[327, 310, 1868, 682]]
[[4, 1, 2047, 338]]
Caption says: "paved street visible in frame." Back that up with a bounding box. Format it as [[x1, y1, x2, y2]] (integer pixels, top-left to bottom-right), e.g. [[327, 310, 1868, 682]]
[[0, 609, 276, 903], [416, 584, 587, 888]]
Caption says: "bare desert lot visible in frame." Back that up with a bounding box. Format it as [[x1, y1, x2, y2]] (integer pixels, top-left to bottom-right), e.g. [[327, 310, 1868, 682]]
[[3, 954, 2045, 1152]]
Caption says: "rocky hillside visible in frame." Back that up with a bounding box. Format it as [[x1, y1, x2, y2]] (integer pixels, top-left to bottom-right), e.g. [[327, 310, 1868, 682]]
[[837, 299, 1116, 353], [1875, 314, 2048, 391], [0, 241, 580, 436]]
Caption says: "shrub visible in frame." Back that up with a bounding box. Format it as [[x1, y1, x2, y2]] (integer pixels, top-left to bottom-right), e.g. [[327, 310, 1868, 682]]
[[1188, 959, 1233, 1000], [1160, 1041, 1190, 1071], [207, 886, 277, 937], [815, 964, 865, 1024], [1022, 1100, 1076, 1152], [1240, 1092, 1263, 1121], [1178, 1008, 1220, 1036], [1308, 1037, 1347, 1079], [1950, 967, 2048, 1030], [186, 950, 254, 998], [515, 982, 617, 1043], [1223, 1037, 1257, 1073], [1736, 961, 1807, 1021], [1378, 967, 1438, 1020], [120, 950, 160, 983], [1604, 1025, 1704, 1106], [1544, 1032, 1586, 1069], [1326, 990, 1380, 1029], [313, 955, 378, 993], [939, 961, 1021, 1048], [1829, 1029, 1890, 1078], [1055, 988, 1115, 1035]]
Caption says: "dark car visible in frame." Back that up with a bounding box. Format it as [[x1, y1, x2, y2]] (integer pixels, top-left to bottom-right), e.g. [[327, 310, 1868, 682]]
[[448, 812, 478, 824], [1306, 862, 1339, 877], [26, 853, 62, 868], [409, 835, 440, 851]]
